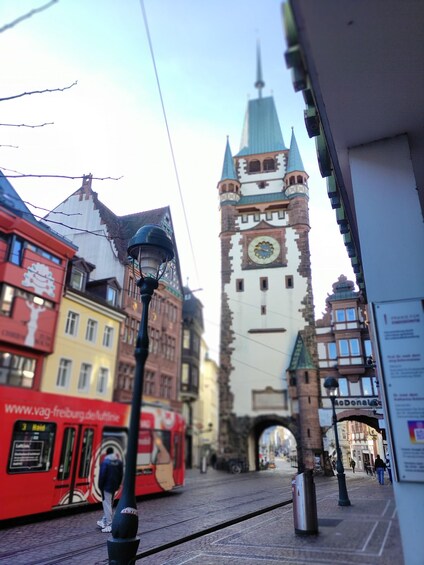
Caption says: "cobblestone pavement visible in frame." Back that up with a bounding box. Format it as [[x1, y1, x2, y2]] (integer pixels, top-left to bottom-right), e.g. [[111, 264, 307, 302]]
[[0, 465, 403, 565], [149, 469, 403, 565]]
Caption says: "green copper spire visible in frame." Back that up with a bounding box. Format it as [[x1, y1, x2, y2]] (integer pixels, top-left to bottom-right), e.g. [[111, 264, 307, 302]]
[[236, 97, 286, 156], [255, 40, 265, 98], [288, 333, 315, 371], [236, 42, 286, 157], [220, 136, 237, 181], [287, 127, 305, 172]]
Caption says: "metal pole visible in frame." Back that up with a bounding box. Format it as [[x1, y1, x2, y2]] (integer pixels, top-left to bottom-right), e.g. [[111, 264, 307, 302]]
[[107, 276, 158, 565], [330, 396, 351, 507]]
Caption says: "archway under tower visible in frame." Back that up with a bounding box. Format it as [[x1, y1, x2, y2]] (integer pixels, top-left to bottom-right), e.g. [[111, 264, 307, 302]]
[[250, 415, 298, 472]]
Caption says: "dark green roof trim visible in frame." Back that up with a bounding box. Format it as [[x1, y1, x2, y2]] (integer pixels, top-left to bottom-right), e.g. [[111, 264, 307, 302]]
[[288, 333, 315, 371], [238, 192, 286, 205]]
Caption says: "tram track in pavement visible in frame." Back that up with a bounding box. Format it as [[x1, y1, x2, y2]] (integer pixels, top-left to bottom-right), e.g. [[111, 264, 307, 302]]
[[0, 478, 295, 565], [0, 498, 294, 565], [2, 470, 328, 564]]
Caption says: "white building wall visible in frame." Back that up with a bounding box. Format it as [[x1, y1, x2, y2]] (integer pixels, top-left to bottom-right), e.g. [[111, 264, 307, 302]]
[[225, 207, 309, 417], [236, 155, 286, 194], [46, 196, 124, 287]]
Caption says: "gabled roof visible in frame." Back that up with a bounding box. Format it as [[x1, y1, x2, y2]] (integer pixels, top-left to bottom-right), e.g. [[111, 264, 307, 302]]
[[60, 177, 184, 298], [286, 128, 305, 173], [236, 96, 287, 157], [220, 137, 237, 181], [0, 171, 36, 220], [0, 171, 77, 250], [288, 332, 315, 371]]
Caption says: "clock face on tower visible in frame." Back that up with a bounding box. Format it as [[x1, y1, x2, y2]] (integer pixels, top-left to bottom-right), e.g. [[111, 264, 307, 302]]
[[248, 235, 280, 265]]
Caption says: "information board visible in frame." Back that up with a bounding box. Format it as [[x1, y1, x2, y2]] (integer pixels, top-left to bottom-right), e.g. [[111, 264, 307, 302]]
[[374, 298, 424, 482]]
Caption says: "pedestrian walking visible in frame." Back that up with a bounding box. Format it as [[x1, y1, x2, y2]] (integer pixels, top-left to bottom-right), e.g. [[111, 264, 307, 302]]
[[374, 454, 386, 485], [350, 459, 356, 473], [97, 447, 123, 533], [385, 452, 392, 484]]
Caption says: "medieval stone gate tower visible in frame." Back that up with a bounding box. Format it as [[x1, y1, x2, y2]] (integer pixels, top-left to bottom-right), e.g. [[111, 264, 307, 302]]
[[217, 52, 322, 471]]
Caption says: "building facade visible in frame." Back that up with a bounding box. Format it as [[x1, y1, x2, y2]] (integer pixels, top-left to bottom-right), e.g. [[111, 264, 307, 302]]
[[316, 276, 381, 470], [42, 257, 125, 400], [0, 172, 76, 391], [43, 175, 184, 410], [180, 287, 204, 467], [191, 339, 219, 469], [217, 54, 321, 471]]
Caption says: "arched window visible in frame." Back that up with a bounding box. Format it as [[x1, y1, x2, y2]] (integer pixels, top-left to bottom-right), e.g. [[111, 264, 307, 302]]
[[289, 176, 295, 185], [229, 183, 234, 191], [297, 175, 303, 184], [263, 158, 275, 171], [249, 160, 261, 173]]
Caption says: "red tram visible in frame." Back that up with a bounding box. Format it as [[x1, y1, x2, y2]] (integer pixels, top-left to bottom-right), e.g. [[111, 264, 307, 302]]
[[0, 386, 185, 521]]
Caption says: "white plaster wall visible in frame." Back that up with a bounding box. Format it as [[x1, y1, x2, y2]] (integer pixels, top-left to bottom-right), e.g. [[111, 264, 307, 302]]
[[236, 154, 286, 196], [47, 196, 124, 287], [240, 213, 287, 231], [226, 218, 309, 417], [349, 134, 424, 565]]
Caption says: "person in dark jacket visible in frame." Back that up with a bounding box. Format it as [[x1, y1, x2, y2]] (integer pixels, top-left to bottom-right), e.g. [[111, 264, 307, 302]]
[[374, 454, 386, 485], [97, 447, 123, 532]]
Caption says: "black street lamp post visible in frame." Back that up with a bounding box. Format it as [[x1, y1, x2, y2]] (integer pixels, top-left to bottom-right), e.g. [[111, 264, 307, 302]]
[[107, 225, 174, 565], [324, 377, 351, 507]]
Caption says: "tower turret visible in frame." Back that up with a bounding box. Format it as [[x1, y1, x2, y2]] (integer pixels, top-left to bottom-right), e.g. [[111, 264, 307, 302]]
[[284, 128, 309, 197], [217, 137, 241, 204]]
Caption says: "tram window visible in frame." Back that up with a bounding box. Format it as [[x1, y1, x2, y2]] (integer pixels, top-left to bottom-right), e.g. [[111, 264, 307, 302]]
[[58, 427, 76, 480], [173, 432, 181, 469], [78, 428, 94, 478], [154, 430, 171, 465], [8, 420, 56, 474], [138, 429, 153, 466], [102, 428, 128, 461]]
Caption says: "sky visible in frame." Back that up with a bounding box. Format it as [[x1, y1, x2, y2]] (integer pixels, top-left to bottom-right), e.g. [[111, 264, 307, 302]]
[[1, 0, 355, 361]]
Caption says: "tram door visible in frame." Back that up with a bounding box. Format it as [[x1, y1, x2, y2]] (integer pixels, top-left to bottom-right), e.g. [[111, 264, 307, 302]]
[[53, 424, 96, 507]]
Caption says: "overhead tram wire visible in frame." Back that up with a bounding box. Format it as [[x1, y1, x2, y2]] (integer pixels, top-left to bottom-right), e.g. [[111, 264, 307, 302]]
[[204, 316, 295, 358], [138, 0, 200, 286]]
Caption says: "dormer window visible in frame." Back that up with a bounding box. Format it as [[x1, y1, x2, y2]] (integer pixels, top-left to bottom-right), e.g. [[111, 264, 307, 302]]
[[107, 286, 118, 306], [70, 268, 85, 291]]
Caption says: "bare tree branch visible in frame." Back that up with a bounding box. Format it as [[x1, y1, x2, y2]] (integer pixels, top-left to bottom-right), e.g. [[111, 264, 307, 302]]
[[0, 167, 122, 182], [23, 202, 82, 216], [0, 81, 78, 102], [0, 122, 54, 128], [0, 0, 58, 34], [0, 144, 19, 149]]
